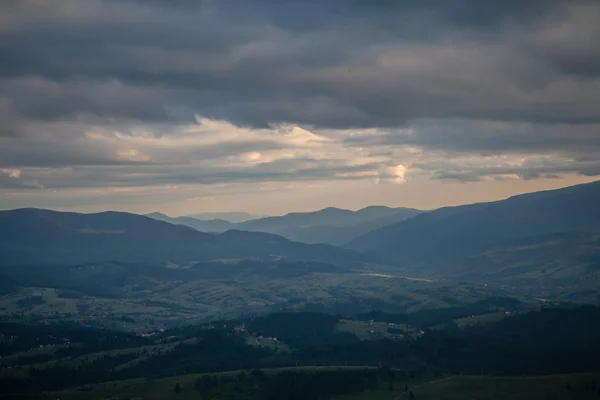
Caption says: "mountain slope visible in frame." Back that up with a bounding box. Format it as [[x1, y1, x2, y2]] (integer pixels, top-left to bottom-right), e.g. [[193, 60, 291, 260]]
[[455, 232, 600, 280], [238, 206, 423, 245], [0, 273, 19, 294], [145, 212, 234, 232], [185, 212, 262, 223], [0, 208, 369, 268], [146, 206, 423, 245], [348, 181, 600, 274]]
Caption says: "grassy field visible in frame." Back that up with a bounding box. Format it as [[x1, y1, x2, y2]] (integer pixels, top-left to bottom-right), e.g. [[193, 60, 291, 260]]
[[8, 367, 376, 400], [0, 274, 512, 331], [246, 335, 292, 353], [0, 339, 200, 380], [452, 311, 509, 327], [336, 319, 414, 340], [0, 343, 76, 367], [336, 373, 600, 400], [5, 369, 599, 400]]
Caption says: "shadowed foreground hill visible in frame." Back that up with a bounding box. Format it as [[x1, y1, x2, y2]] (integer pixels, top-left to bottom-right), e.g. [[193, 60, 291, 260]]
[[0, 208, 369, 268], [2, 306, 600, 398], [348, 181, 600, 277]]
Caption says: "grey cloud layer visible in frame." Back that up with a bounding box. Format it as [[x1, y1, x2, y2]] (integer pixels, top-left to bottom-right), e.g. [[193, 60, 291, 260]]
[[1, 0, 600, 192], [3, 0, 599, 128]]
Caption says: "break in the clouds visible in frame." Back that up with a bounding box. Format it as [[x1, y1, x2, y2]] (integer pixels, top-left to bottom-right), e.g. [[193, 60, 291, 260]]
[[1, 0, 599, 213]]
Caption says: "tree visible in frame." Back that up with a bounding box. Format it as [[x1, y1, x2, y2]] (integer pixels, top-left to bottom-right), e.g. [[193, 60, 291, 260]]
[[195, 374, 218, 393], [409, 390, 416, 400], [251, 368, 267, 382], [405, 384, 409, 391], [174, 382, 181, 393], [388, 382, 394, 391]]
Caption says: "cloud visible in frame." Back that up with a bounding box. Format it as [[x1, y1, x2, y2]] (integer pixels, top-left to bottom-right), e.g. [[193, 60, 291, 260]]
[[0, 169, 43, 189], [377, 164, 408, 184], [412, 153, 600, 183], [340, 119, 600, 182], [1, 0, 600, 208], [347, 119, 600, 155], [0, 118, 415, 191], [2, 169, 20, 179], [2, 0, 599, 128]]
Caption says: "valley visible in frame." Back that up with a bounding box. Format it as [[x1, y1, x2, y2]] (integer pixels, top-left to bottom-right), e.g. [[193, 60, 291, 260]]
[[0, 269, 514, 330]]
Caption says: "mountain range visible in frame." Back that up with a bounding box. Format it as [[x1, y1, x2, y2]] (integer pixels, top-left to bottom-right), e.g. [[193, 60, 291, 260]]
[[0, 208, 367, 269], [1, 181, 600, 301], [185, 212, 262, 223], [145, 212, 235, 233], [237, 206, 423, 245], [146, 206, 423, 246], [348, 180, 600, 285], [0, 208, 377, 299]]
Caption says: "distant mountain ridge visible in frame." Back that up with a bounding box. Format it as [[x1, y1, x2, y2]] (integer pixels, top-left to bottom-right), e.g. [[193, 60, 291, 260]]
[[145, 212, 235, 232], [236, 206, 423, 245], [185, 212, 262, 223], [241, 206, 410, 229], [146, 206, 424, 246], [0, 208, 370, 269]]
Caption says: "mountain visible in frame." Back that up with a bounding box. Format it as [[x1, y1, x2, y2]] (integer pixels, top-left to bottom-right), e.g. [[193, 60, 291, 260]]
[[455, 232, 600, 282], [185, 212, 263, 223], [238, 206, 424, 245], [145, 212, 234, 232], [0, 273, 19, 295], [348, 181, 600, 277], [148, 206, 424, 245], [0, 208, 369, 269], [0, 208, 382, 301]]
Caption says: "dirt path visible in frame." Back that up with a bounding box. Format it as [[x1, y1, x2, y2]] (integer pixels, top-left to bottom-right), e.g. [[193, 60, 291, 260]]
[[393, 377, 454, 399]]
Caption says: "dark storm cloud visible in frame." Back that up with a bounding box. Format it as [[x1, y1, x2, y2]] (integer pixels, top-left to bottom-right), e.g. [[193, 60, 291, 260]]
[[130, 0, 577, 33], [2, 0, 599, 128], [344, 120, 600, 155], [1, 0, 600, 191]]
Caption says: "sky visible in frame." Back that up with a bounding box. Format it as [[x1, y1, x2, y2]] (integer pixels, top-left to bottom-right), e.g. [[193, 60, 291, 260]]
[[1, 0, 599, 216]]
